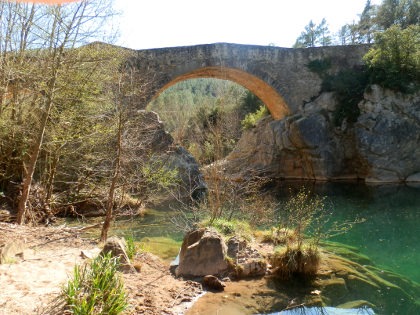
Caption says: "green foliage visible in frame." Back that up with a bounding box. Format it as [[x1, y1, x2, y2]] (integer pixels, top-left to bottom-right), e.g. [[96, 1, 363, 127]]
[[141, 159, 179, 191], [364, 24, 420, 93], [306, 58, 332, 78], [149, 78, 250, 165], [293, 18, 332, 48], [239, 90, 264, 114], [201, 218, 252, 241], [62, 252, 128, 315], [324, 68, 369, 126], [125, 235, 136, 260], [241, 105, 269, 130], [280, 188, 327, 250]]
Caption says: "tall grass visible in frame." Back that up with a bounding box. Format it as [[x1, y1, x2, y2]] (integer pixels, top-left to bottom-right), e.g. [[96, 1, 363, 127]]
[[62, 252, 129, 314]]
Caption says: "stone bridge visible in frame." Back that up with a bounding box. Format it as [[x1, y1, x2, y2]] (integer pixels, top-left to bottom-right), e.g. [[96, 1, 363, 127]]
[[130, 43, 370, 119]]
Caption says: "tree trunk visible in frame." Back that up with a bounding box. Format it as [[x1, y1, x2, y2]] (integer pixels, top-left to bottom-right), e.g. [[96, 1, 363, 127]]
[[100, 111, 123, 242], [16, 96, 53, 224]]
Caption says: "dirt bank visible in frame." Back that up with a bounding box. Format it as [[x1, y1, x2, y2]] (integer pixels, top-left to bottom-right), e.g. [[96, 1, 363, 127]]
[[0, 223, 201, 314]]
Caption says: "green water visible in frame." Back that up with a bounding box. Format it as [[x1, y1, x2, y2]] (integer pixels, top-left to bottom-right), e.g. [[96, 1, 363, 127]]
[[98, 181, 420, 314], [110, 182, 420, 284], [272, 181, 420, 284]]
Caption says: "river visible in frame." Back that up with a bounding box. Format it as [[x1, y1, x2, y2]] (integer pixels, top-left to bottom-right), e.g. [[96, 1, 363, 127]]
[[72, 181, 420, 314]]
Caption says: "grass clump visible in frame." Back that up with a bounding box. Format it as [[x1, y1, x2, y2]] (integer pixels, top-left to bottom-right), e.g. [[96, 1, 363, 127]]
[[270, 245, 320, 280], [62, 252, 128, 315], [260, 227, 297, 245], [125, 235, 138, 260], [201, 218, 253, 241]]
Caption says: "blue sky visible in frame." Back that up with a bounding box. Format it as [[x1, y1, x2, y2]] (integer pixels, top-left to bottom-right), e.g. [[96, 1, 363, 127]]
[[112, 0, 382, 50]]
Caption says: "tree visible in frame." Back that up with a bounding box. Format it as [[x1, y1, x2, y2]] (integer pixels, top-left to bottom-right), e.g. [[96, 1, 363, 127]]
[[293, 19, 332, 48], [358, 0, 377, 43], [375, 0, 419, 30], [0, 1, 118, 224], [293, 20, 317, 48], [364, 24, 420, 92], [337, 25, 350, 45]]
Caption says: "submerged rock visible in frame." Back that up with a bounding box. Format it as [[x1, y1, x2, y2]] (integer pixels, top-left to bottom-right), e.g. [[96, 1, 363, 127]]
[[202, 275, 226, 291], [175, 228, 228, 277]]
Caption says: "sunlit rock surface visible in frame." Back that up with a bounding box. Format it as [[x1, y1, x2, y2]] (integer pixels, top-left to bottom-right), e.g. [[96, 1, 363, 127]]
[[222, 86, 420, 183]]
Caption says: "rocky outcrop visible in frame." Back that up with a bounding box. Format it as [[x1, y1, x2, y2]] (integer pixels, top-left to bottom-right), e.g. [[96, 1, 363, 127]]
[[175, 228, 228, 277], [222, 85, 420, 183], [356, 85, 420, 182], [124, 110, 206, 197]]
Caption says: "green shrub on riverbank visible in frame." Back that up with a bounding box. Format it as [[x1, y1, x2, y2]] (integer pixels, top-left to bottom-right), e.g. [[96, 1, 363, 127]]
[[201, 218, 253, 241], [62, 253, 128, 315]]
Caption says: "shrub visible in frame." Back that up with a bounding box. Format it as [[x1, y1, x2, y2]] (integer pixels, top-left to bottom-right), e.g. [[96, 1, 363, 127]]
[[241, 105, 269, 130], [324, 68, 369, 126], [280, 188, 327, 250], [62, 252, 128, 315]]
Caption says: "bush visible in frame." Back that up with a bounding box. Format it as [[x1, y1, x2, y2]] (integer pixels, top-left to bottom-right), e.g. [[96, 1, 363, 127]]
[[241, 105, 270, 130], [62, 252, 128, 315], [323, 68, 369, 126], [364, 25, 420, 93]]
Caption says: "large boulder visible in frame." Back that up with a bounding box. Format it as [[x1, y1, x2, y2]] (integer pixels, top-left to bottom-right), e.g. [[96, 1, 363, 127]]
[[175, 228, 228, 277]]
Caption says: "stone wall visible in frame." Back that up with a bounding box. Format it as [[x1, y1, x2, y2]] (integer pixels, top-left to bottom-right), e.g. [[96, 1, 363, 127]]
[[130, 43, 370, 119]]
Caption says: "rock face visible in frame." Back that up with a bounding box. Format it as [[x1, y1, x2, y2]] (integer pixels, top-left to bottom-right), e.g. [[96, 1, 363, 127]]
[[175, 228, 228, 277], [223, 85, 420, 183], [356, 85, 420, 182]]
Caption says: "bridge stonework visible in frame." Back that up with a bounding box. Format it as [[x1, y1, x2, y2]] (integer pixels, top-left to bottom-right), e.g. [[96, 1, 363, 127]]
[[131, 43, 369, 119]]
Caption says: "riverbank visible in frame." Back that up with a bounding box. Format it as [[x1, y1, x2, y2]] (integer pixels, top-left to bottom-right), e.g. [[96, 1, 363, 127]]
[[0, 222, 201, 315]]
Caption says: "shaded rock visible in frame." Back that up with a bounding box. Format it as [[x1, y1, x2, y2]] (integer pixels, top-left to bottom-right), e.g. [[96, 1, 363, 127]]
[[0, 241, 25, 264], [100, 236, 134, 272], [227, 236, 247, 259], [238, 259, 267, 278], [202, 275, 225, 291], [406, 172, 420, 182], [175, 228, 228, 277]]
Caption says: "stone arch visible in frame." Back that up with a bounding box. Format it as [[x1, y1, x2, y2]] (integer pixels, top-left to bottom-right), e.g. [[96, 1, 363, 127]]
[[151, 67, 291, 120]]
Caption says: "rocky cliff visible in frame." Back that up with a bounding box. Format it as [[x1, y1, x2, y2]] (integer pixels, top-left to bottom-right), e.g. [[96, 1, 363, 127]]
[[222, 85, 420, 183], [127, 110, 207, 196]]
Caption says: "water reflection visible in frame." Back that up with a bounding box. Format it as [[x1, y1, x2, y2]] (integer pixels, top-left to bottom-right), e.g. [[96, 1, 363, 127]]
[[265, 306, 375, 315]]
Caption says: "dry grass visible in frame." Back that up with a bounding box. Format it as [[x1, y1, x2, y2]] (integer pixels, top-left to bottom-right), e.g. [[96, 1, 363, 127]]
[[270, 245, 320, 280]]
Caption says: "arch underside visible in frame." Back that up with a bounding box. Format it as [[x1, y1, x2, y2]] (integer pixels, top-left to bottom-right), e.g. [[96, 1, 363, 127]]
[[153, 67, 290, 120]]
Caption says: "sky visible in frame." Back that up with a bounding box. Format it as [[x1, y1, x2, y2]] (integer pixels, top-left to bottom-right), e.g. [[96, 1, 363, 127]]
[[112, 0, 383, 50]]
